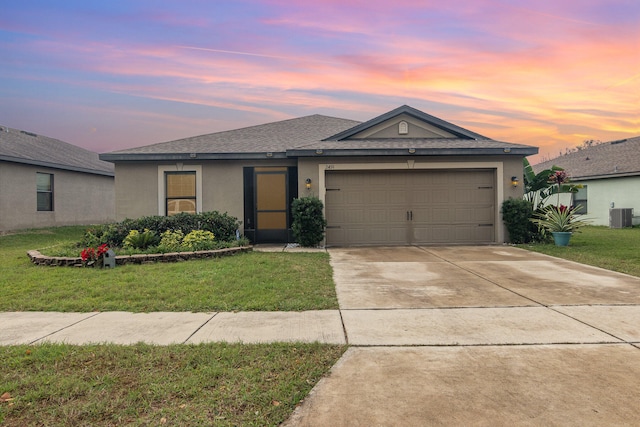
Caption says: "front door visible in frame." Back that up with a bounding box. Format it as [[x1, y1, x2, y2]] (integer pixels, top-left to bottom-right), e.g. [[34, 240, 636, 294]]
[[243, 167, 297, 243]]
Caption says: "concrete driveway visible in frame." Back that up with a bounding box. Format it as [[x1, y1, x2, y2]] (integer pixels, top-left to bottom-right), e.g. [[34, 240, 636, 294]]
[[284, 246, 640, 426]]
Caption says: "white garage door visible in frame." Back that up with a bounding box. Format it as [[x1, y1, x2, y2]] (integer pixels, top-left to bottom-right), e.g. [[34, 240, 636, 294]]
[[325, 169, 495, 246]]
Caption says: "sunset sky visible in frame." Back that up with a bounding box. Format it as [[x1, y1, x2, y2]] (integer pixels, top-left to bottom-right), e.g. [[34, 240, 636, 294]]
[[1, 0, 638, 163]]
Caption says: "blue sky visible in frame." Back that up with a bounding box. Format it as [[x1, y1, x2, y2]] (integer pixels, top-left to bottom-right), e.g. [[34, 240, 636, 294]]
[[1, 0, 638, 162]]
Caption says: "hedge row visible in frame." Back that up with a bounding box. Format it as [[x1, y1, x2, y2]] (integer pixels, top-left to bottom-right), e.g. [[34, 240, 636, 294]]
[[82, 211, 241, 248]]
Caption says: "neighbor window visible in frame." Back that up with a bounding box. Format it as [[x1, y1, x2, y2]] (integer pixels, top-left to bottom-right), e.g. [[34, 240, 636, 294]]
[[36, 172, 53, 211], [573, 185, 587, 214], [165, 171, 196, 216]]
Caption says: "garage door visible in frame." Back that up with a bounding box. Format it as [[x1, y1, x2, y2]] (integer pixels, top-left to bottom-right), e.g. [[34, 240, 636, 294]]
[[325, 169, 495, 246]]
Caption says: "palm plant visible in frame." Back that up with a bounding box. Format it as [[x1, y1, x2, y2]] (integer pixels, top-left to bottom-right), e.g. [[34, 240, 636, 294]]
[[531, 205, 590, 233]]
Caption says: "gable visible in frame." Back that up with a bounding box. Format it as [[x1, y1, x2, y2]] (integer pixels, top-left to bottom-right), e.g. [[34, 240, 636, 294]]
[[325, 105, 489, 141], [347, 113, 458, 139]]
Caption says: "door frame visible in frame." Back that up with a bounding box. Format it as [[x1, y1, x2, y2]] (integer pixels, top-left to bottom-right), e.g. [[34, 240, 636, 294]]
[[243, 166, 298, 244]]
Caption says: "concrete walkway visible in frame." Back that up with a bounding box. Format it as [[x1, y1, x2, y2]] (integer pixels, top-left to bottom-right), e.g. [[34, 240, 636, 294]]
[[3, 245, 640, 425]]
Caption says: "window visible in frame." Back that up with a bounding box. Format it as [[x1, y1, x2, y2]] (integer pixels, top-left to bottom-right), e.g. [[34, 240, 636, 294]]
[[573, 185, 587, 214], [36, 172, 53, 211], [165, 171, 196, 216]]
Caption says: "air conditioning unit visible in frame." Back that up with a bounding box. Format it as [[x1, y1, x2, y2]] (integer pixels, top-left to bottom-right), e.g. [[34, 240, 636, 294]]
[[610, 208, 633, 228]]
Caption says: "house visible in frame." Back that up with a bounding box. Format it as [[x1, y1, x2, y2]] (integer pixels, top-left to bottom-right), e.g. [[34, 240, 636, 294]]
[[100, 105, 538, 246], [0, 126, 115, 231], [533, 136, 640, 226]]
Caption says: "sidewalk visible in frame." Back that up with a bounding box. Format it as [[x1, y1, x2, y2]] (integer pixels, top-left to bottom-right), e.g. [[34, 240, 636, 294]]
[[0, 310, 345, 346]]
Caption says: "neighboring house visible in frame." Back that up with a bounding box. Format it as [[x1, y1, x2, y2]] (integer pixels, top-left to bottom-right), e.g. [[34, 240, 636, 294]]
[[0, 126, 115, 231], [100, 105, 538, 246], [533, 136, 640, 227]]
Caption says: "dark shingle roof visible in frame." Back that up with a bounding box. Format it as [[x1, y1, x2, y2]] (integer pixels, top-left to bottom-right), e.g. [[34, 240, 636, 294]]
[[533, 136, 640, 180], [0, 126, 114, 176], [100, 106, 538, 161], [104, 115, 361, 157]]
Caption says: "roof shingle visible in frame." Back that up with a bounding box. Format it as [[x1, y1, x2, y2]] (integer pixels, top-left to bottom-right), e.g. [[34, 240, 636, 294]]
[[533, 136, 640, 179], [0, 126, 114, 175]]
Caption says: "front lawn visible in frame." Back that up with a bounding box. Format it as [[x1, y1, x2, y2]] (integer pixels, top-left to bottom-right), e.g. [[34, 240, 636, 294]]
[[0, 342, 346, 426], [0, 227, 338, 312], [520, 226, 640, 277]]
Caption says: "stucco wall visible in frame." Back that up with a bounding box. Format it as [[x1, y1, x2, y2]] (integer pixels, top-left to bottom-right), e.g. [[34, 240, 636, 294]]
[[114, 160, 296, 231], [112, 156, 526, 243], [114, 162, 158, 220], [0, 161, 115, 231], [577, 176, 640, 226]]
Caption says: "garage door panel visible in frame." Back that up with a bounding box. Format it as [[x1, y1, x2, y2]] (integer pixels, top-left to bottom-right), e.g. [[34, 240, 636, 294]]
[[325, 170, 495, 246]]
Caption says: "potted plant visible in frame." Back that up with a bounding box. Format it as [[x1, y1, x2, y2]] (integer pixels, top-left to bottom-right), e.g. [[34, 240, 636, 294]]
[[531, 204, 589, 246]]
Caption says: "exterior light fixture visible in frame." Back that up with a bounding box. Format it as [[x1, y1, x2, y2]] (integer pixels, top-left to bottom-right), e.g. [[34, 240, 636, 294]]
[[408, 148, 416, 154], [315, 149, 323, 155], [511, 176, 519, 187], [305, 178, 312, 189], [266, 152, 273, 157]]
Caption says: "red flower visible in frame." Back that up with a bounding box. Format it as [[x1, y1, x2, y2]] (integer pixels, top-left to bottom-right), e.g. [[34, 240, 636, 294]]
[[81, 247, 96, 261], [96, 244, 109, 257]]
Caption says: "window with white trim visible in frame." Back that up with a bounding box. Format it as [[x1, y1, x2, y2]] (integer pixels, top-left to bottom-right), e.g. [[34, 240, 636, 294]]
[[165, 171, 196, 216], [573, 185, 587, 214], [36, 172, 54, 211]]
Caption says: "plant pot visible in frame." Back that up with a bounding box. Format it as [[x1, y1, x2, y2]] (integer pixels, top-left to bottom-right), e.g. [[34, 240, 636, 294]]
[[551, 231, 572, 246]]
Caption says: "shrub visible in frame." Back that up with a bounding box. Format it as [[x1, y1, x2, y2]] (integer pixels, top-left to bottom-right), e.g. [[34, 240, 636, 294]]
[[291, 197, 327, 247], [81, 211, 241, 247], [157, 229, 185, 252], [123, 229, 159, 249], [501, 198, 538, 244], [181, 230, 216, 251]]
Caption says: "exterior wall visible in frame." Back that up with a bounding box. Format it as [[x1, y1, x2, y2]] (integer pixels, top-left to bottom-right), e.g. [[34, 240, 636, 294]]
[[0, 161, 115, 231], [114, 162, 158, 220], [576, 176, 640, 226], [114, 160, 296, 233], [112, 156, 526, 243], [297, 155, 525, 244]]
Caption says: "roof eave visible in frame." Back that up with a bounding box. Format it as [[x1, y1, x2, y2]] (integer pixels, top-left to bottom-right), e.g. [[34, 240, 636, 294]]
[[287, 147, 539, 157], [572, 171, 640, 181], [1, 155, 114, 176], [99, 152, 289, 162]]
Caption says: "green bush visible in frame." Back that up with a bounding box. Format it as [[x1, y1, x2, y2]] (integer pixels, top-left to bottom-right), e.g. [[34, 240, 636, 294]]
[[157, 229, 185, 252], [291, 197, 327, 247], [501, 198, 539, 244], [123, 229, 159, 249], [181, 230, 216, 251], [82, 211, 240, 247]]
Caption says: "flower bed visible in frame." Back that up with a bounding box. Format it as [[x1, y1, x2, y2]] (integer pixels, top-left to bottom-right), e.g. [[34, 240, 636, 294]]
[[27, 246, 252, 267]]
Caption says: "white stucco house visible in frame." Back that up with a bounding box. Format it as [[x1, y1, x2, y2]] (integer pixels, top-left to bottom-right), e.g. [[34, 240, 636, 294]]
[[533, 136, 640, 227], [0, 126, 115, 231]]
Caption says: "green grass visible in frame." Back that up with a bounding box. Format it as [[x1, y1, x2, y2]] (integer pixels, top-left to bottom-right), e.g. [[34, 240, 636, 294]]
[[520, 226, 640, 277], [0, 227, 338, 312], [0, 342, 347, 426]]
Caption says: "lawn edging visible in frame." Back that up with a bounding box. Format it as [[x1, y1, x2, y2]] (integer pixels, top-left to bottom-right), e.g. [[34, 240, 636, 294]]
[[27, 246, 253, 267]]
